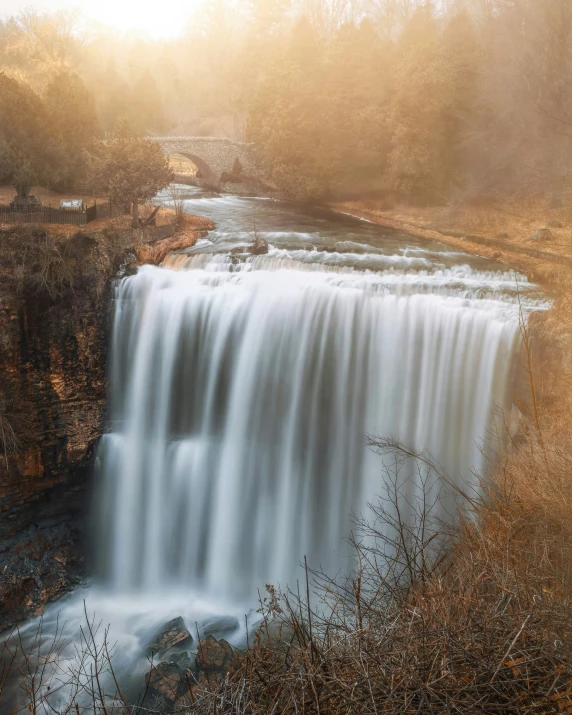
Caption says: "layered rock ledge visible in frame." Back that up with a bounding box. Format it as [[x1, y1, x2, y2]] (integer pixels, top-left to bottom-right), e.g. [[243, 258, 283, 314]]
[[0, 212, 213, 629]]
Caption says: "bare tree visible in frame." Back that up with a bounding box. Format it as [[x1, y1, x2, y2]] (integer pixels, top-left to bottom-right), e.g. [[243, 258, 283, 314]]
[[365, 0, 424, 39], [14, 9, 87, 71]]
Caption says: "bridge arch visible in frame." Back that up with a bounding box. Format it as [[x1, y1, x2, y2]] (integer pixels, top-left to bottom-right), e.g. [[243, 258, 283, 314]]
[[176, 153, 215, 180], [155, 137, 263, 184]]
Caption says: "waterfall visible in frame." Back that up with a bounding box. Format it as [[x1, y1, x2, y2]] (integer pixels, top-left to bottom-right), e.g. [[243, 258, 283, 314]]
[[97, 255, 525, 598], [3, 195, 549, 715]]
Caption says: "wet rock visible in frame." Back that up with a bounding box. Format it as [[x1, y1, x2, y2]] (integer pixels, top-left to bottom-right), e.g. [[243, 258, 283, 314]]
[[0, 523, 85, 632], [148, 617, 192, 654], [145, 636, 242, 707], [0, 222, 204, 626], [528, 228, 553, 241], [250, 235, 269, 255], [195, 635, 241, 675], [201, 615, 240, 640], [548, 220, 563, 228], [171, 651, 194, 670], [146, 661, 188, 706]]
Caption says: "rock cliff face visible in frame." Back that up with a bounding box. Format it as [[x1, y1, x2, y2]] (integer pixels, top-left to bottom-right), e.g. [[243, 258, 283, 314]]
[[0, 215, 212, 628]]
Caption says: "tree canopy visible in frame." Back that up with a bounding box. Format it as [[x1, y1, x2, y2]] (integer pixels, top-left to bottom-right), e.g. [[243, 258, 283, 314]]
[[0, 72, 61, 199], [95, 122, 173, 227], [44, 71, 101, 189], [2, 0, 572, 203]]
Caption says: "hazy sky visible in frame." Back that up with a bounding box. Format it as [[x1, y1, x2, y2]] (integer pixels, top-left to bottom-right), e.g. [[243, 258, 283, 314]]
[[0, 0, 195, 38]]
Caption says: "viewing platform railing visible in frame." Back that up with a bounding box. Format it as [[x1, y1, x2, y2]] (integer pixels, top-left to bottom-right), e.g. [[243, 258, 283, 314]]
[[0, 200, 124, 226]]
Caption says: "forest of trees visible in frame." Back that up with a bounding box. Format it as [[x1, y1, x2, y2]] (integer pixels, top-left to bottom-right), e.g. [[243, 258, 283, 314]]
[[0, 69, 172, 226], [1, 0, 572, 202]]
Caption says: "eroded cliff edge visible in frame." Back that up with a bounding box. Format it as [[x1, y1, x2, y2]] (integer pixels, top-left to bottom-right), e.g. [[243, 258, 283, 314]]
[[0, 214, 213, 629]]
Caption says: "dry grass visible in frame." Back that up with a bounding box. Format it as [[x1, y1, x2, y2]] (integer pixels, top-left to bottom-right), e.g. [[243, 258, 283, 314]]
[[5, 416, 572, 714], [0, 409, 18, 469], [333, 193, 572, 296], [0, 206, 212, 304], [135, 214, 214, 265], [188, 417, 572, 714]]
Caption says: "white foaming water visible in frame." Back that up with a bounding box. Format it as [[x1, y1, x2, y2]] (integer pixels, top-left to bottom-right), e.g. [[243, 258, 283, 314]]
[[97, 253, 535, 598]]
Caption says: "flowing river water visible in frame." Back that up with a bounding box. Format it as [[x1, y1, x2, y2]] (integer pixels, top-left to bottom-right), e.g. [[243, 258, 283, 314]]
[[4, 186, 548, 708]]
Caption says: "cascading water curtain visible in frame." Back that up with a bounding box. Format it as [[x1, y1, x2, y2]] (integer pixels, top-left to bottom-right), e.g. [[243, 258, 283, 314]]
[[96, 260, 522, 598]]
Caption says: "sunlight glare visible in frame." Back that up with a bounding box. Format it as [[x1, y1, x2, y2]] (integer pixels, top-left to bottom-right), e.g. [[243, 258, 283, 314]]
[[0, 0, 203, 39], [81, 0, 201, 39]]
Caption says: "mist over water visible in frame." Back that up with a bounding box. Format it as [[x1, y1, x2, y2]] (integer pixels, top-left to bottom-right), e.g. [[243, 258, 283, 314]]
[[7, 187, 548, 704]]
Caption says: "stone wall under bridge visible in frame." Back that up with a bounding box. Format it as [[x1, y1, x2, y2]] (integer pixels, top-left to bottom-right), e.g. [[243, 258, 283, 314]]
[[154, 136, 263, 183]]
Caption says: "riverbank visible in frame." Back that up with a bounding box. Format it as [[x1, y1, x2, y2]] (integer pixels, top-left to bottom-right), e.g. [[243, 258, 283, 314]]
[[331, 198, 572, 298], [173, 172, 282, 198]]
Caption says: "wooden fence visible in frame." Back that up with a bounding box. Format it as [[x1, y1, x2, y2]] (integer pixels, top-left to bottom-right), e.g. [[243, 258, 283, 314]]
[[0, 200, 125, 226]]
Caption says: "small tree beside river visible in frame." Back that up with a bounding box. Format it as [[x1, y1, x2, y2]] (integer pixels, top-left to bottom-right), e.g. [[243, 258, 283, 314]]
[[96, 122, 173, 228]]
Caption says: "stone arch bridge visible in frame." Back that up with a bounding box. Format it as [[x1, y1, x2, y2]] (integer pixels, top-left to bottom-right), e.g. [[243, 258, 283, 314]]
[[154, 136, 262, 182]]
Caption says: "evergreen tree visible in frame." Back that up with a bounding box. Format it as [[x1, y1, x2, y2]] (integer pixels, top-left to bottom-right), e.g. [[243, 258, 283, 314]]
[[98, 60, 133, 135], [44, 71, 101, 189], [247, 18, 337, 200], [0, 73, 61, 201], [327, 20, 391, 194], [385, 9, 445, 198], [385, 8, 478, 199]]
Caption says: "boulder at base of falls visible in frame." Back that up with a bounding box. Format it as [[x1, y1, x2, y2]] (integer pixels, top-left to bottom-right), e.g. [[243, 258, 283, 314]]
[[196, 635, 242, 676], [144, 636, 242, 709], [528, 228, 553, 241], [250, 235, 269, 255], [146, 661, 186, 707], [147, 616, 192, 654]]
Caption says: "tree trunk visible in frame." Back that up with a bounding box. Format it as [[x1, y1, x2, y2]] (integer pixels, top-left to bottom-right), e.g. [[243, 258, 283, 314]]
[[550, 175, 565, 209], [132, 199, 139, 229]]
